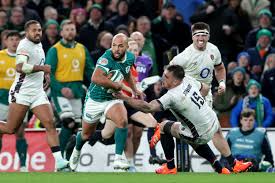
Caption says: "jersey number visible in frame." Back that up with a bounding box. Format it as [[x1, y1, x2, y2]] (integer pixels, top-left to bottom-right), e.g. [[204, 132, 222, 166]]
[[191, 91, 204, 109]]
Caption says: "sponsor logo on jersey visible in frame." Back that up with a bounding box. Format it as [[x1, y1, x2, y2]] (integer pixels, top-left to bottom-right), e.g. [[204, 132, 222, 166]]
[[98, 58, 108, 66], [200, 68, 210, 78]]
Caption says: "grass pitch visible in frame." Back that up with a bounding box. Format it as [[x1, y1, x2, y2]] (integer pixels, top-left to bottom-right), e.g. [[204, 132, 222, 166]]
[[0, 172, 274, 183]]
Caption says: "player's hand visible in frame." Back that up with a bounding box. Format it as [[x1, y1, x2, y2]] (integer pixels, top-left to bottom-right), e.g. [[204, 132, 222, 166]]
[[43, 73, 50, 91], [217, 81, 226, 95], [133, 90, 146, 100], [112, 91, 126, 100], [61, 87, 74, 99], [114, 82, 123, 91], [43, 65, 51, 74]]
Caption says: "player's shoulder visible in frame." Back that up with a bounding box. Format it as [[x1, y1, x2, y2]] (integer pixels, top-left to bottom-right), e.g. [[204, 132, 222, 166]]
[[206, 42, 220, 52], [126, 50, 135, 61]]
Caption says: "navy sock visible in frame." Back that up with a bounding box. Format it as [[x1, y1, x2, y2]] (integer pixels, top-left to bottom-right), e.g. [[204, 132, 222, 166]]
[[88, 130, 102, 146], [225, 154, 235, 167], [194, 144, 223, 173], [161, 133, 175, 169], [147, 127, 156, 157]]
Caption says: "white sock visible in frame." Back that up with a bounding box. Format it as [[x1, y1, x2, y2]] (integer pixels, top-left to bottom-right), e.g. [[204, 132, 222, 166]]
[[115, 154, 123, 160], [53, 151, 63, 162], [127, 158, 134, 166]]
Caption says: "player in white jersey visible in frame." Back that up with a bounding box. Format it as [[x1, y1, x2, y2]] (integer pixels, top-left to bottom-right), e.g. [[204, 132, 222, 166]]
[[0, 20, 68, 171], [168, 22, 252, 173], [115, 65, 252, 174]]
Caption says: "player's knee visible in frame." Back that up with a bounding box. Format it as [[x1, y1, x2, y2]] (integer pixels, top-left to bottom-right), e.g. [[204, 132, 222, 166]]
[[127, 126, 133, 139], [133, 132, 142, 144], [116, 118, 128, 128], [42, 118, 54, 127], [62, 118, 76, 129], [162, 120, 175, 135], [6, 127, 16, 134], [171, 122, 182, 138]]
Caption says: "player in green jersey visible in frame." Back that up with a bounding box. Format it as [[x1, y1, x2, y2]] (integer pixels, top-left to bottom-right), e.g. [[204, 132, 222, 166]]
[[69, 33, 143, 171]]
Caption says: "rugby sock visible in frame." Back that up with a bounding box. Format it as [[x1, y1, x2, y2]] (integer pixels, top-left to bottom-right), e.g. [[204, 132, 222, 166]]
[[16, 138, 28, 167], [59, 126, 72, 155], [161, 133, 175, 169], [194, 144, 223, 173], [225, 154, 235, 167], [88, 130, 102, 146], [76, 132, 86, 151], [51, 146, 63, 161], [115, 128, 128, 155], [147, 127, 157, 157], [0, 139, 2, 151]]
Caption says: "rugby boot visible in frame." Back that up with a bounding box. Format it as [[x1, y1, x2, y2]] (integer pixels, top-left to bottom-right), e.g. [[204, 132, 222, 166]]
[[155, 163, 177, 174], [69, 147, 80, 171], [233, 160, 252, 173]]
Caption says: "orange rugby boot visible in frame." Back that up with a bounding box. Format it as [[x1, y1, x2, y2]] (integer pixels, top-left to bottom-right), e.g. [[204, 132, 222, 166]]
[[233, 160, 252, 173], [155, 163, 177, 174]]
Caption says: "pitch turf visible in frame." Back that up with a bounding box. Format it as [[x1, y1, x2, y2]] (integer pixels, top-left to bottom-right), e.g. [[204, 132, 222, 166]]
[[0, 172, 275, 183]]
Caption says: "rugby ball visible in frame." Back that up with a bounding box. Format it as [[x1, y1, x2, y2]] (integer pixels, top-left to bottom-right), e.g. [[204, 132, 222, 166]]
[[107, 70, 124, 82], [107, 70, 124, 93]]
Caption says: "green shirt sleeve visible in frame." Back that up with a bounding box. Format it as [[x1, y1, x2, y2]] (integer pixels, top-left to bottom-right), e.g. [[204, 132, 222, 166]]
[[84, 47, 94, 84], [45, 47, 63, 95]]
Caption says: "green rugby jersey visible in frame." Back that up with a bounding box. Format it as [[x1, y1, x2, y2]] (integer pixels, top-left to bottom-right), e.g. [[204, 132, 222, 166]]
[[87, 49, 135, 102]]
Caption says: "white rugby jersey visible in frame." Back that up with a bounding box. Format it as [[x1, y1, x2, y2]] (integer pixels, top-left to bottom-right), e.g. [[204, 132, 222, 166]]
[[170, 42, 222, 85], [10, 38, 45, 95], [158, 76, 217, 137]]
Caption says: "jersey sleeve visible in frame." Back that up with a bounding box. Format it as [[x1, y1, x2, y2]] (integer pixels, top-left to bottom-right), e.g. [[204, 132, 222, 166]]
[[96, 57, 111, 73], [214, 47, 222, 66], [16, 47, 30, 64], [157, 92, 173, 110], [169, 52, 187, 68]]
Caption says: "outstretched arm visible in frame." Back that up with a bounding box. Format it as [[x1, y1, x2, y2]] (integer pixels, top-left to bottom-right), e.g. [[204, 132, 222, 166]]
[[113, 92, 162, 113]]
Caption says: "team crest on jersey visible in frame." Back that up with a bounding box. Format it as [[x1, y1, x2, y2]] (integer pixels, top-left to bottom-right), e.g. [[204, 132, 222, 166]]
[[210, 54, 214, 60], [125, 66, 130, 74], [98, 58, 108, 65]]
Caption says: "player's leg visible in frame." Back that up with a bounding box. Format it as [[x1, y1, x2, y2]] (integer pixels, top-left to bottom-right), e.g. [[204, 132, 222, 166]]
[[0, 103, 9, 151], [31, 103, 69, 171], [15, 122, 28, 172], [124, 123, 134, 169], [105, 103, 129, 169], [155, 120, 177, 174], [88, 120, 116, 146], [191, 143, 230, 174], [0, 103, 28, 134], [212, 127, 252, 172], [69, 120, 97, 170]]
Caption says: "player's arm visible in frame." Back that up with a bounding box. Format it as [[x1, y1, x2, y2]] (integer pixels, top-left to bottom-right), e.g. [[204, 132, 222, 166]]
[[91, 67, 122, 91], [200, 83, 210, 97], [16, 52, 50, 74], [188, 76, 209, 97], [113, 92, 162, 113], [214, 63, 226, 94], [124, 71, 144, 99]]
